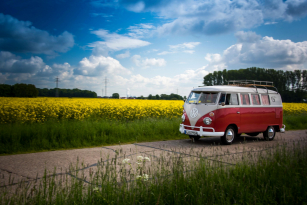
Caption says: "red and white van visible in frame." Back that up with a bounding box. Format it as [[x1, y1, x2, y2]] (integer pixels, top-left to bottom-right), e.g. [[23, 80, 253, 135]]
[[179, 80, 286, 145]]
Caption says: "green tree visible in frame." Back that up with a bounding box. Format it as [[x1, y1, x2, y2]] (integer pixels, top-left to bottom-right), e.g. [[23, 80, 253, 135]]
[[203, 67, 307, 102], [0, 84, 13, 97], [112, 93, 119, 98]]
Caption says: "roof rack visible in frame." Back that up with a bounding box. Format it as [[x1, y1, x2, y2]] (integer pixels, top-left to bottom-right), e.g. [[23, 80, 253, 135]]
[[227, 80, 278, 93]]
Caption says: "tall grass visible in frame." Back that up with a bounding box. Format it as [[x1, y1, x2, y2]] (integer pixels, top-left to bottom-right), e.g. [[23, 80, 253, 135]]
[[0, 118, 183, 154], [1, 142, 306, 204], [0, 113, 306, 155], [283, 114, 307, 130]]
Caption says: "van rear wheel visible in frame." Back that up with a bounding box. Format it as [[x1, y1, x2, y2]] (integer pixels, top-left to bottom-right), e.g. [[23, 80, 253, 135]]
[[263, 126, 275, 141], [221, 126, 236, 145]]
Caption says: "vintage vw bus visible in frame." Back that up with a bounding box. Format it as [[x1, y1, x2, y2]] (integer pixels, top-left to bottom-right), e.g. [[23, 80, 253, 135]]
[[179, 80, 285, 145]]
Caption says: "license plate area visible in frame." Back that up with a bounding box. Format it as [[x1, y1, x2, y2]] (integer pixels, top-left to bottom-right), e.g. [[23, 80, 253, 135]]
[[186, 130, 198, 136]]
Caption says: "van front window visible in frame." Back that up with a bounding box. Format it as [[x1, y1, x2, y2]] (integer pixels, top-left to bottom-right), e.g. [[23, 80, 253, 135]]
[[187, 92, 201, 103], [199, 92, 218, 104]]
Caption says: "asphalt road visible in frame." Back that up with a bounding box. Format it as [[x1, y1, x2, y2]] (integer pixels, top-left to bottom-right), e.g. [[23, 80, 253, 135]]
[[0, 130, 306, 190]]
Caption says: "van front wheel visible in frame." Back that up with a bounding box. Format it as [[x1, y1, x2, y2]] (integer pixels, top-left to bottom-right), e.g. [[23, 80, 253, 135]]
[[263, 126, 275, 141], [221, 126, 236, 145]]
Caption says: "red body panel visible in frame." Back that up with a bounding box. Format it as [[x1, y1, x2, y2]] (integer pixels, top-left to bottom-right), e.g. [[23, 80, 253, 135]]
[[183, 107, 283, 134], [214, 108, 240, 132]]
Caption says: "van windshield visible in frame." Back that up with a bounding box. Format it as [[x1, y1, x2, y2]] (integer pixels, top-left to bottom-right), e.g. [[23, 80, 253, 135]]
[[187, 92, 201, 103], [199, 92, 218, 104], [186, 92, 218, 104]]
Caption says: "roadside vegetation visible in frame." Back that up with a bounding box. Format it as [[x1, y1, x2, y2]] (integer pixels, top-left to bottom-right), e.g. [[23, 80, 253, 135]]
[[0, 112, 306, 155], [1, 142, 306, 204], [0, 118, 183, 155]]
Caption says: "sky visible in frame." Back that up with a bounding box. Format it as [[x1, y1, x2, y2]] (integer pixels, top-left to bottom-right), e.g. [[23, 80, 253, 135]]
[[0, 0, 307, 97]]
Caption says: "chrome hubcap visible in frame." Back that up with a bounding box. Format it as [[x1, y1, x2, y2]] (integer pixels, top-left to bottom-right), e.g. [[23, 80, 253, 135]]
[[268, 127, 274, 138], [226, 129, 234, 142]]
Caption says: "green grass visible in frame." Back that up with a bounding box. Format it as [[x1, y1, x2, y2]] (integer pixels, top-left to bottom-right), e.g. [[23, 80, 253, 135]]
[[0, 113, 306, 155], [1, 142, 306, 204], [283, 114, 307, 130], [0, 118, 184, 155]]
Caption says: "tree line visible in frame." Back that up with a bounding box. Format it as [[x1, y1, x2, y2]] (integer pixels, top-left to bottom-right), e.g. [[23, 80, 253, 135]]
[[139, 93, 184, 100], [0, 83, 38, 97], [37, 88, 97, 98], [203, 67, 307, 102], [0, 84, 97, 98]]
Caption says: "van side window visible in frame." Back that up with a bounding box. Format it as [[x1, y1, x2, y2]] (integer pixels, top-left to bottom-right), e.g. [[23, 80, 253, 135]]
[[240, 94, 250, 105], [231, 93, 239, 105], [261, 95, 270, 105], [219, 93, 226, 104], [251, 94, 260, 105], [225, 94, 231, 105]]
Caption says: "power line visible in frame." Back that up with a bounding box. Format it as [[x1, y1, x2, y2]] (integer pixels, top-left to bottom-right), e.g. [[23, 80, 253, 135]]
[[55, 76, 60, 97], [103, 77, 109, 96]]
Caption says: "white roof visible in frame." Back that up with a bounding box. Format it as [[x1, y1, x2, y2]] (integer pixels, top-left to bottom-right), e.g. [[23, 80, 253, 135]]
[[192, 85, 279, 94]]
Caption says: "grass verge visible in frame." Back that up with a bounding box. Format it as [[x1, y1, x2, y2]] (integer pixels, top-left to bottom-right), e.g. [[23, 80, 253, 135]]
[[0, 113, 306, 155], [0, 118, 184, 155], [283, 114, 307, 130], [1, 142, 306, 204]]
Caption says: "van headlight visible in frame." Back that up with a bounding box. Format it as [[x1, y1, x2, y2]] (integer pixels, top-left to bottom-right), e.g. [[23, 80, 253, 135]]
[[203, 117, 212, 125], [181, 114, 185, 122]]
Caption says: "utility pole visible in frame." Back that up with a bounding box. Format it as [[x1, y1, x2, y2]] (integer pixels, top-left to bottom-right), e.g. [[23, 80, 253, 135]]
[[103, 77, 109, 97], [102, 89, 104, 97], [55, 76, 60, 97]]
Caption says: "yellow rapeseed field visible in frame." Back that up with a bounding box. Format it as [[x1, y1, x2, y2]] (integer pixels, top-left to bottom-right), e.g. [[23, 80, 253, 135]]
[[282, 103, 307, 115], [0, 97, 184, 123], [0, 98, 306, 124]]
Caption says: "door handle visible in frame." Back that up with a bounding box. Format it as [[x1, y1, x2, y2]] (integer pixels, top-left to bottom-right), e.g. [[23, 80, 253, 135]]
[[237, 112, 240, 114]]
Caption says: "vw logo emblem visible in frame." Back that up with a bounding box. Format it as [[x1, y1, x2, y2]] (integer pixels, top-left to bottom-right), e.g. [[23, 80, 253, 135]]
[[190, 108, 198, 118]]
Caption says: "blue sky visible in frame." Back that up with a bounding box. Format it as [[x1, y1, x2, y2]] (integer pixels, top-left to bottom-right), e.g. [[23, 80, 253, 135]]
[[1, 0, 307, 97]]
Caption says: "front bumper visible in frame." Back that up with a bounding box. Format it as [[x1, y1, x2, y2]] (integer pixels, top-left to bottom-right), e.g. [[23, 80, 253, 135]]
[[179, 124, 224, 137]]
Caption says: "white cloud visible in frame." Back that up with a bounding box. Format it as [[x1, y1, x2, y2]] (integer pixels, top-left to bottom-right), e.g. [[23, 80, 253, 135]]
[[0, 50, 210, 97], [169, 42, 201, 50], [111, 65, 210, 96], [116, 50, 130, 59], [74, 55, 131, 76], [127, 23, 156, 38], [235, 31, 261, 43], [131, 55, 166, 68], [264, 21, 278, 25], [205, 31, 307, 71], [0, 13, 74, 56], [89, 29, 151, 55], [118, 0, 307, 36], [158, 42, 200, 55], [157, 51, 176, 55], [0, 51, 45, 74]]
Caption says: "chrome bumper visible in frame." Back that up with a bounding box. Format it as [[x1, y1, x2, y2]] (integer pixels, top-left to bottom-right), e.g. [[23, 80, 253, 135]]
[[179, 124, 224, 137]]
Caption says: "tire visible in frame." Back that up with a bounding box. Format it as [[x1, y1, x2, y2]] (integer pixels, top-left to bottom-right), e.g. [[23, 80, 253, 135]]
[[247, 132, 260, 137], [263, 126, 275, 141], [189, 135, 200, 141], [221, 126, 236, 145]]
